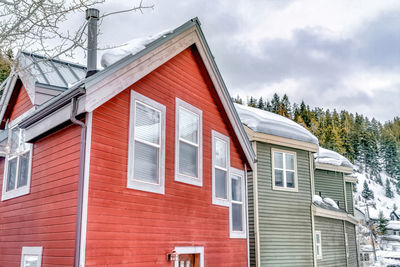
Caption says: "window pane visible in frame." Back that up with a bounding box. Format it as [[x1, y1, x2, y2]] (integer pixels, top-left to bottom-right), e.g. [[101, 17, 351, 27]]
[[274, 152, 283, 169], [179, 141, 198, 177], [23, 255, 39, 267], [232, 203, 243, 231], [6, 157, 17, 191], [10, 128, 20, 153], [285, 153, 295, 170], [179, 108, 198, 144], [134, 141, 159, 184], [231, 175, 242, 201], [215, 168, 227, 199], [286, 171, 295, 188], [17, 152, 30, 188], [215, 139, 227, 168], [135, 102, 160, 144], [316, 234, 320, 244], [274, 169, 283, 187]]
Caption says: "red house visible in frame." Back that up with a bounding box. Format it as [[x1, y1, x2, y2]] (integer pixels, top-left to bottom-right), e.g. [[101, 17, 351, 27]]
[[0, 17, 255, 267]]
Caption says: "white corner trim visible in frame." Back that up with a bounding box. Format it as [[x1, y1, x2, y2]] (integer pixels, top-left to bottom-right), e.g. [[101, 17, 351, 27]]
[[127, 91, 166, 195], [21, 246, 43, 267], [229, 167, 247, 239], [252, 141, 261, 267], [79, 112, 93, 267], [174, 246, 204, 267], [271, 148, 298, 193], [174, 98, 203, 187], [211, 130, 230, 207]]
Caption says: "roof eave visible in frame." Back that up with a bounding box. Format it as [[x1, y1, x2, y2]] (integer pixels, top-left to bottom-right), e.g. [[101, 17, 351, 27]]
[[315, 162, 354, 174]]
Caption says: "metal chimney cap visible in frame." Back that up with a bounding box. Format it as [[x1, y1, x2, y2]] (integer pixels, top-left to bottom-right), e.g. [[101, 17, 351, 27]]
[[86, 8, 100, 20]]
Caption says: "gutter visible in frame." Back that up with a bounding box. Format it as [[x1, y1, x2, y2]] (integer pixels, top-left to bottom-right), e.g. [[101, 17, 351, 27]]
[[70, 96, 87, 267]]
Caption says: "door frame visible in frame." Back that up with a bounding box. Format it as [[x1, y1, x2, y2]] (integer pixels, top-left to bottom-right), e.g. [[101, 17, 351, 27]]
[[174, 246, 204, 267]]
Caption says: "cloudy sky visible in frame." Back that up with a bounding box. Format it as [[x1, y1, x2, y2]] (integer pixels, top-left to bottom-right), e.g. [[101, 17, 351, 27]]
[[65, 0, 400, 122]]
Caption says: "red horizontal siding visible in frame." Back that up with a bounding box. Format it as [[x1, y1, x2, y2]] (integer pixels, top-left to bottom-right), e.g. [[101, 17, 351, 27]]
[[0, 124, 81, 267], [9, 85, 33, 122], [86, 47, 247, 266]]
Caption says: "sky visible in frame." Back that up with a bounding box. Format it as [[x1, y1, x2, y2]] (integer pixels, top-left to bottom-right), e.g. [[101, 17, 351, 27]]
[[62, 0, 400, 122]]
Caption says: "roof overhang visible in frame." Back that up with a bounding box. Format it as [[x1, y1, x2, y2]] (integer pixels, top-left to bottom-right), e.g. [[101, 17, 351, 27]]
[[312, 204, 359, 224], [244, 125, 319, 152], [82, 18, 255, 169], [344, 175, 358, 183], [315, 162, 353, 174]]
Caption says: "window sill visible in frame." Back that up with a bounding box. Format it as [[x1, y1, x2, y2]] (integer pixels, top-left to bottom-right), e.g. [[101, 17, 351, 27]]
[[127, 179, 164, 195], [1, 186, 30, 201], [212, 197, 230, 207], [272, 185, 298, 193], [175, 174, 202, 187], [230, 231, 246, 239]]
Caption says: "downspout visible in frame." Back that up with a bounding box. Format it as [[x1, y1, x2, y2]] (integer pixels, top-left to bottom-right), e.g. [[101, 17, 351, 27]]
[[310, 152, 317, 267], [71, 96, 87, 267], [245, 163, 250, 267], [252, 141, 261, 267]]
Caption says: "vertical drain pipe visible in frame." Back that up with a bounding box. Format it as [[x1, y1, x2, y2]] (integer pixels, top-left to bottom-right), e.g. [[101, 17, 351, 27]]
[[72, 96, 86, 267]]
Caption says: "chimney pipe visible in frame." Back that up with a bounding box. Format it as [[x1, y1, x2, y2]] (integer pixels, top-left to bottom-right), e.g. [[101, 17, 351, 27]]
[[86, 8, 99, 77]]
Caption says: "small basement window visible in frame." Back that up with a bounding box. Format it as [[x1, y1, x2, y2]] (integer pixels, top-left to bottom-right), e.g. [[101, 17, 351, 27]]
[[230, 167, 246, 238], [175, 98, 202, 186], [315, 231, 322, 259], [2, 126, 33, 201], [272, 148, 298, 192], [127, 91, 166, 194], [212, 130, 230, 206], [21, 247, 42, 267]]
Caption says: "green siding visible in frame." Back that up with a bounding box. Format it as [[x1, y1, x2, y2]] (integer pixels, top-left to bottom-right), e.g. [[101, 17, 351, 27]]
[[346, 182, 354, 215], [346, 222, 358, 267], [255, 142, 314, 266], [314, 169, 346, 210], [247, 171, 256, 266], [315, 216, 346, 267]]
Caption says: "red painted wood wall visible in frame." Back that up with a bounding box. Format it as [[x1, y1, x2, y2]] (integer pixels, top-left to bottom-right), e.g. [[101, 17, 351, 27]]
[[0, 85, 81, 266], [9, 85, 33, 122], [85, 47, 248, 266]]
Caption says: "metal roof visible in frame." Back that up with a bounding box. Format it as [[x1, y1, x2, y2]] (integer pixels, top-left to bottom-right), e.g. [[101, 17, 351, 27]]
[[19, 52, 87, 90]]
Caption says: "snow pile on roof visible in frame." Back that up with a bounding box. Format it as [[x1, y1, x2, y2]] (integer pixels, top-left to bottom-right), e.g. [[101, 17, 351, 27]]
[[388, 221, 400, 230], [313, 195, 340, 210], [101, 29, 173, 68], [315, 147, 354, 169], [234, 104, 318, 145]]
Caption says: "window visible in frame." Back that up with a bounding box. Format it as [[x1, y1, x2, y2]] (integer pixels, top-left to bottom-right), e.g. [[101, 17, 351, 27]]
[[21, 247, 42, 267], [175, 98, 202, 186], [315, 231, 322, 259], [230, 167, 246, 238], [345, 233, 349, 258], [127, 91, 166, 194], [2, 126, 32, 201], [212, 130, 230, 206], [271, 148, 298, 192]]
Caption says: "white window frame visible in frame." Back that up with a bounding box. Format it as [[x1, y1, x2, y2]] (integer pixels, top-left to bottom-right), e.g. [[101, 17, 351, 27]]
[[2, 126, 33, 201], [212, 130, 230, 206], [315, 231, 322, 259], [271, 148, 298, 192], [229, 167, 246, 238], [127, 91, 166, 195], [173, 246, 204, 267], [345, 232, 349, 258], [174, 98, 203, 186], [21, 246, 42, 267]]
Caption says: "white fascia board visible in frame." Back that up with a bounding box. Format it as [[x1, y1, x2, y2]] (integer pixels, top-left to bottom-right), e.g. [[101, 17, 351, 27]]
[[312, 205, 359, 224], [315, 162, 353, 174], [344, 176, 358, 183], [24, 95, 86, 142], [0, 74, 18, 125]]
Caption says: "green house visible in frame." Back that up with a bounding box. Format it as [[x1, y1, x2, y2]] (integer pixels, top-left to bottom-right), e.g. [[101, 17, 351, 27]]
[[235, 104, 319, 266], [313, 147, 359, 267]]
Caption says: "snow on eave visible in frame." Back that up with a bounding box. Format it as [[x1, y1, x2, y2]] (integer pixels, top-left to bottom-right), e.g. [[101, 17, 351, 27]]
[[234, 103, 319, 145], [315, 147, 354, 170]]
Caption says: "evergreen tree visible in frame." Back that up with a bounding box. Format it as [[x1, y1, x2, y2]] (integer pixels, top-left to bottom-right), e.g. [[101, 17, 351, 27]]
[[281, 94, 291, 119], [265, 100, 272, 111], [248, 96, 257, 107], [362, 180, 374, 200], [232, 95, 243, 104], [376, 211, 388, 236], [257, 97, 265, 110], [385, 178, 394, 198], [381, 131, 400, 179], [396, 182, 400, 195], [271, 93, 280, 113]]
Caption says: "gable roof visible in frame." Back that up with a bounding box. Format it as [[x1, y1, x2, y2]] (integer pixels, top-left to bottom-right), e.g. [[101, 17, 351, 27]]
[[315, 147, 354, 173], [18, 18, 255, 168]]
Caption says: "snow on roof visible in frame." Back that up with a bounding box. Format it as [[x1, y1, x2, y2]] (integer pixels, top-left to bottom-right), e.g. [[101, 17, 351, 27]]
[[313, 195, 342, 210], [234, 103, 319, 145], [315, 147, 354, 169], [101, 29, 173, 68], [388, 221, 400, 230]]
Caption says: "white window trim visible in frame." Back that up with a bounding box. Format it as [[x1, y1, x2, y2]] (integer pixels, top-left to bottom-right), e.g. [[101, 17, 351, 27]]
[[174, 98, 203, 187], [127, 91, 166, 195], [21, 246, 42, 267], [212, 130, 230, 207], [271, 148, 298, 192], [315, 231, 322, 259], [229, 167, 247, 239], [173, 246, 204, 267], [2, 127, 33, 201]]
